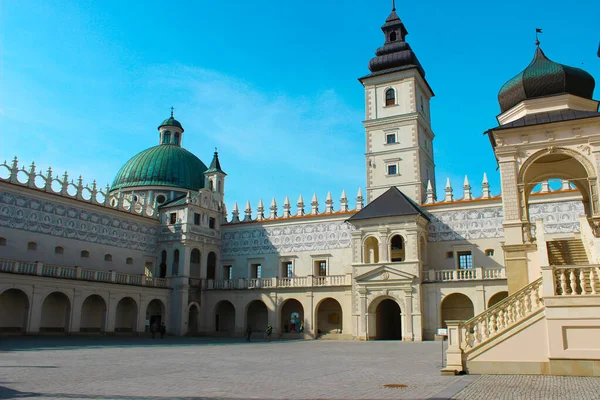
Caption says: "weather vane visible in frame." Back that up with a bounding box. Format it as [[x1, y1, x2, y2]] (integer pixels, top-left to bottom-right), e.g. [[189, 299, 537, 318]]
[[535, 28, 542, 46], [170, 106, 175, 118]]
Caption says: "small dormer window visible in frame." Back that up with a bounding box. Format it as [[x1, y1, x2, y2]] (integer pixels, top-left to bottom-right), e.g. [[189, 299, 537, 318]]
[[389, 31, 397, 42], [173, 132, 180, 145], [385, 89, 395, 106], [163, 131, 171, 144]]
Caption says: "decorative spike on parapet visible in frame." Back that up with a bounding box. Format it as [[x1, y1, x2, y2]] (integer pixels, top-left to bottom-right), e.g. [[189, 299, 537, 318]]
[[340, 190, 349, 212], [269, 197, 277, 219], [481, 173, 491, 199], [325, 191, 334, 214], [283, 196, 292, 218], [0, 157, 158, 218], [256, 199, 265, 221], [444, 178, 454, 202], [244, 200, 252, 222], [425, 180, 435, 204], [297, 194, 305, 216], [222, 202, 228, 219], [463, 175, 473, 201], [356, 188, 364, 210], [311, 193, 319, 215], [540, 180, 550, 193], [231, 202, 240, 223]]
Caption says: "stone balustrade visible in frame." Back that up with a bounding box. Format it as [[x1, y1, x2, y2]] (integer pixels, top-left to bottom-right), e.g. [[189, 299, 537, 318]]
[[204, 274, 351, 290], [0, 258, 168, 288], [424, 267, 506, 282], [547, 265, 599, 296]]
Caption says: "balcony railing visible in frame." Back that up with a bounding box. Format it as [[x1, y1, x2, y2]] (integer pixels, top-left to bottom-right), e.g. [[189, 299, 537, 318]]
[[0, 258, 168, 288], [204, 274, 351, 290], [424, 267, 506, 282]]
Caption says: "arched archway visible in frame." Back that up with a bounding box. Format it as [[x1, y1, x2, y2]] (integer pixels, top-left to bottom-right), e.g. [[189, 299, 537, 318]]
[[215, 300, 235, 334], [280, 299, 304, 334], [80, 295, 106, 333], [375, 298, 402, 340], [190, 249, 201, 278], [364, 236, 379, 263], [441, 293, 474, 328], [207, 252, 217, 280], [488, 291, 509, 308], [188, 303, 199, 334], [115, 297, 137, 333], [316, 298, 342, 335], [0, 289, 29, 333], [40, 292, 71, 333], [146, 299, 165, 331], [518, 148, 597, 234], [389, 234, 405, 262], [246, 300, 268, 333]]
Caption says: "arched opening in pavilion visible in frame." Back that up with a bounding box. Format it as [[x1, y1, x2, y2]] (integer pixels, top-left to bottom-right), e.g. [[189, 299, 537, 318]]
[[316, 298, 343, 336], [375, 298, 402, 340], [40, 292, 71, 333], [364, 236, 379, 263], [280, 299, 304, 334], [0, 288, 29, 333], [115, 297, 138, 333], [80, 294, 107, 333], [488, 291, 509, 308], [440, 293, 474, 328], [215, 300, 235, 334]]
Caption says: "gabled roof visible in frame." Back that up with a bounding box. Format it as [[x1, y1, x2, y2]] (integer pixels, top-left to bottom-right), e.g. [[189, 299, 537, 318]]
[[159, 194, 187, 208], [348, 187, 429, 222]]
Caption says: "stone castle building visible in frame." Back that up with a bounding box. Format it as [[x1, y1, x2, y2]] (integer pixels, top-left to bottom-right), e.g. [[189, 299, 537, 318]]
[[1, 5, 600, 375]]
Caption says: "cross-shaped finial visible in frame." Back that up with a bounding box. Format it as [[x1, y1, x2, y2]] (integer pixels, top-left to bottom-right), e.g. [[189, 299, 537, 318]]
[[170, 106, 174, 118], [214, 147, 218, 154]]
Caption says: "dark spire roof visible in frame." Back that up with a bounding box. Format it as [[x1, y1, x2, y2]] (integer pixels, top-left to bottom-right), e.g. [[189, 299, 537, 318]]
[[498, 46, 596, 113], [362, 3, 425, 79], [205, 150, 226, 175], [348, 187, 429, 221]]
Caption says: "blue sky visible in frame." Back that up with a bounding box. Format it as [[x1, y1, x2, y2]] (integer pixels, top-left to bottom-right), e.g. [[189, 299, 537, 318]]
[[1, 0, 599, 216]]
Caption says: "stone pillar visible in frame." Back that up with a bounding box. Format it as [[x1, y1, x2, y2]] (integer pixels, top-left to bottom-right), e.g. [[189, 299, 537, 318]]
[[378, 228, 389, 262], [182, 247, 192, 278], [268, 292, 278, 336], [304, 293, 314, 338], [358, 288, 368, 340], [498, 155, 524, 246], [105, 294, 119, 333], [502, 243, 537, 294], [440, 321, 464, 375], [70, 290, 85, 333], [138, 296, 150, 335], [169, 277, 189, 336], [27, 288, 45, 334], [475, 285, 486, 315], [404, 291, 414, 341]]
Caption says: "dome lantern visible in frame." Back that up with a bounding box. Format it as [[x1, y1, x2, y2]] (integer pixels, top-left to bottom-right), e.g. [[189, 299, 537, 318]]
[[158, 107, 185, 147]]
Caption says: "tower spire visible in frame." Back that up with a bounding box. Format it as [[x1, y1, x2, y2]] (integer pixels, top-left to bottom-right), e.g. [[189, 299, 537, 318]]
[[392, 0, 395, 11], [170, 106, 174, 118]]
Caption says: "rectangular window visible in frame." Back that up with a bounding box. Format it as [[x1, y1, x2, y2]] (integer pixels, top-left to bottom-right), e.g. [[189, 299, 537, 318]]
[[224, 265, 232, 280], [209, 217, 216, 229], [194, 213, 200, 225], [315, 260, 327, 276], [252, 263, 262, 279], [387, 165, 397, 175], [169, 213, 176, 224], [458, 252, 473, 269], [386, 133, 396, 144], [283, 262, 293, 278]]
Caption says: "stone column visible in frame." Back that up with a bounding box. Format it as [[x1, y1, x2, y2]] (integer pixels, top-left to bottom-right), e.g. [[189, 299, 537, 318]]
[[475, 285, 486, 315], [70, 290, 85, 334], [378, 228, 389, 262], [304, 293, 314, 338], [105, 294, 119, 334], [268, 292, 279, 336], [169, 277, 189, 336], [138, 296, 150, 335], [358, 288, 368, 340]]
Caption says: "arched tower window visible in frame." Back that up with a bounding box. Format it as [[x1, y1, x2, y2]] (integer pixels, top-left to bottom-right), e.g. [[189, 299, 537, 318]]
[[173, 132, 180, 145], [389, 31, 397, 42], [385, 89, 396, 106], [162, 131, 171, 144], [172, 249, 180, 276], [390, 235, 405, 262], [160, 250, 167, 278]]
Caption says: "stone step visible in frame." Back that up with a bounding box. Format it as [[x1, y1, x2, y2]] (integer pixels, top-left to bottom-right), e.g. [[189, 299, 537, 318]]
[[547, 239, 589, 265], [317, 333, 354, 340]]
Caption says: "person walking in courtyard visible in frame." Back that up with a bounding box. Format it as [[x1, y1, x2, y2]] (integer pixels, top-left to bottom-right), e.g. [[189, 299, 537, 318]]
[[160, 322, 166, 339], [245, 324, 252, 342], [299, 321, 304, 333], [265, 324, 273, 342]]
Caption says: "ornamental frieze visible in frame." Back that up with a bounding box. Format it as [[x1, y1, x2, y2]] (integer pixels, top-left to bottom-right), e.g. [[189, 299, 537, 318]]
[[0, 191, 158, 252], [221, 220, 353, 257]]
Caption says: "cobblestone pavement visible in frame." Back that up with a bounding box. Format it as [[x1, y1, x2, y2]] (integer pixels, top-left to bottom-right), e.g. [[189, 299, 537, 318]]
[[452, 375, 600, 400], [2, 337, 600, 400], [0, 337, 466, 399]]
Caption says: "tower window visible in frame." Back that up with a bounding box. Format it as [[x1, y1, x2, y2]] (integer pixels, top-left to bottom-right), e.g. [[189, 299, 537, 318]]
[[173, 132, 180, 145], [385, 89, 395, 106], [209, 217, 216, 229], [169, 213, 176, 224], [27, 242, 37, 251], [194, 213, 200, 225], [389, 31, 397, 42], [386, 133, 396, 144], [163, 131, 171, 144], [387, 165, 398, 175]]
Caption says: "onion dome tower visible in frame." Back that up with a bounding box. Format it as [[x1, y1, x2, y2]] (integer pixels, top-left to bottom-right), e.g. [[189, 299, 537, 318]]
[[111, 109, 208, 204], [498, 45, 596, 113]]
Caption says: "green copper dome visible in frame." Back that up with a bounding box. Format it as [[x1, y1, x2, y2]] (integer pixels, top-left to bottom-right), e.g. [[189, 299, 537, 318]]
[[498, 46, 595, 113], [111, 145, 207, 191]]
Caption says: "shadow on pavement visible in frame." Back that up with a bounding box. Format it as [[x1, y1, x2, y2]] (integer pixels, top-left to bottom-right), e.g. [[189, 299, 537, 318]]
[[0, 336, 305, 353]]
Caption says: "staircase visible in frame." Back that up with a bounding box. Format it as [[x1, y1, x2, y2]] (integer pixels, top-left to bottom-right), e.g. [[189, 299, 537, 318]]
[[547, 239, 588, 265]]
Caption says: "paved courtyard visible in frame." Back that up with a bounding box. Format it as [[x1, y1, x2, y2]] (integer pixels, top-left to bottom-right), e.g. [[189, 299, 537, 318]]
[[0, 337, 599, 400]]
